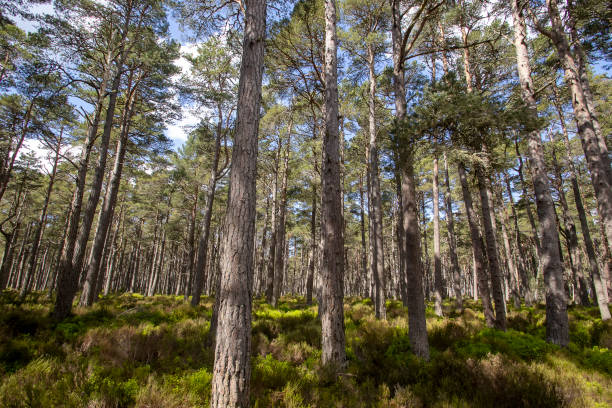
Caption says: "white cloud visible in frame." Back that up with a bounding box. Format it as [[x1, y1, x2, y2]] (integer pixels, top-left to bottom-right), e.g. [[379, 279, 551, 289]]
[[165, 108, 201, 148], [165, 43, 204, 149], [21, 138, 79, 174]]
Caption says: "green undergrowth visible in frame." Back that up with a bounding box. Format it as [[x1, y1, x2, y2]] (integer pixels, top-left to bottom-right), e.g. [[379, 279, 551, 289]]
[[0, 291, 611, 407]]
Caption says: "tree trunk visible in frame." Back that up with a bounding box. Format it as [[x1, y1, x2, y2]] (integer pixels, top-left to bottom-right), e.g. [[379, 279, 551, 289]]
[[359, 172, 368, 302], [433, 156, 443, 317], [191, 114, 225, 306], [458, 163, 495, 327], [319, 0, 346, 369], [503, 170, 532, 302], [209, 0, 266, 405], [391, 0, 428, 359], [272, 131, 292, 307], [494, 178, 522, 308], [19, 129, 62, 300], [513, 0, 570, 343], [552, 84, 610, 319], [476, 166, 506, 330], [515, 141, 542, 271], [443, 153, 463, 312], [80, 89, 136, 307], [545, 0, 612, 258], [566, 0, 612, 186], [366, 45, 386, 320], [306, 185, 316, 305], [52, 50, 113, 320], [265, 137, 282, 303]]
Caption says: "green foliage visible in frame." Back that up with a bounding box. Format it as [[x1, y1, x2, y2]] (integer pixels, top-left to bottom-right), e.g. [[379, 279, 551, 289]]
[[0, 358, 81, 407], [454, 328, 552, 361], [1, 295, 611, 407]]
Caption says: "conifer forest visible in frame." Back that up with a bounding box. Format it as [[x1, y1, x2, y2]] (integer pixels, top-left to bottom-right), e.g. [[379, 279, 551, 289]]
[[1, 0, 612, 406]]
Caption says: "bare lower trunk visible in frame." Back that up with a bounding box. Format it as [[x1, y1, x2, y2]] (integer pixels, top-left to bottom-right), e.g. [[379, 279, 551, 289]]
[[515, 140, 542, 271], [319, 0, 346, 369], [548, 131, 590, 305], [359, 174, 368, 302], [210, 0, 266, 405]]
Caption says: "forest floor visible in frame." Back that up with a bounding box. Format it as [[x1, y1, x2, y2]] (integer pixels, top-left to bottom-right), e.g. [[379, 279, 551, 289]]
[[0, 292, 611, 407]]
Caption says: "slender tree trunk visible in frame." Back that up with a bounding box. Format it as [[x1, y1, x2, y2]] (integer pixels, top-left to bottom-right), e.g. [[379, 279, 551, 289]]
[[548, 131, 591, 305], [272, 131, 292, 307], [359, 172, 368, 302], [544, 0, 612, 258], [191, 114, 225, 306], [19, 129, 63, 300], [52, 50, 113, 320], [210, 0, 266, 405], [319, 0, 347, 369], [80, 89, 136, 307], [458, 163, 495, 327], [476, 166, 506, 330], [256, 195, 271, 297], [265, 138, 282, 303], [503, 170, 532, 302], [494, 178, 522, 308], [443, 153, 463, 312], [433, 156, 443, 317], [391, 0, 428, 359], [566, 0, 612, 186], [306, 185, 316, 305], [552, 84, 609, 319], [515, 140, 543, 269], [513, 0, 570, 343], [366, 45, 386, 320]]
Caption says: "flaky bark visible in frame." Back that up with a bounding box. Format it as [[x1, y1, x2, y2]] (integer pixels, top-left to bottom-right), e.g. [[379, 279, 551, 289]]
[[209, 0, 266, 405]]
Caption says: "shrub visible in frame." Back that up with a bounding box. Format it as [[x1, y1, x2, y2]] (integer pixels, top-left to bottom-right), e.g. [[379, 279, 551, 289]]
[[252, 354, 298, 390], [454, 328, 551, 361], [0, 358, 81, 407]]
